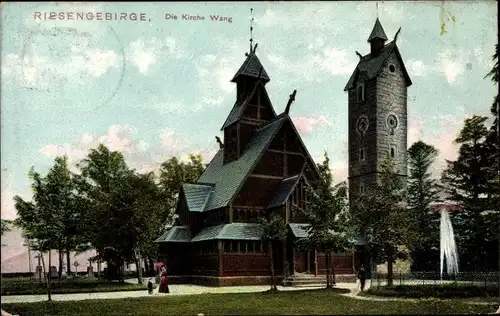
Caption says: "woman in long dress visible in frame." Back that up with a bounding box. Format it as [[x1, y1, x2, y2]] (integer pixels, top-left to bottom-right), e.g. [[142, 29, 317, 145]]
[[158, 266, 170, 294]]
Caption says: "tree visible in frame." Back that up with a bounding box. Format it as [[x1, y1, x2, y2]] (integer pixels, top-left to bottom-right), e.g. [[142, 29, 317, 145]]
[[299, 152, 352, 288], [351, 158, 413, 286], [1, 219, 12, 236], [441, 115, 498, 271], [158, 154, 205, 231], [75, 144, 135, 280], [13, 162, 71, 301], [407, 141, 441, 271], [258, 215, 287, 291]]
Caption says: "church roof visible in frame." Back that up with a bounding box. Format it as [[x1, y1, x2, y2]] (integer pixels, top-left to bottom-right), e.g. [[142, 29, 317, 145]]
[[191, 223, 263, 242], [231, 52, 270, 83], [367, 18, 388, 42], [155, 226, 191, 243], [197, 114, 286, 211], [267, 174, 307, 209], [288, 223, 366, 245], [182, 183, 214, 212], [344, 41, 412, 91], [220, 80, 277, 130]]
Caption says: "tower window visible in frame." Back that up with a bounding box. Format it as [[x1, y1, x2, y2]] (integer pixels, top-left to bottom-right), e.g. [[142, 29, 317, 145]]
[[357, 83, 365, 102], [390, 146, 396, 158], [359, 180, 365, 194], [388, 63, 396, 73], [359, 148, 365, 161]]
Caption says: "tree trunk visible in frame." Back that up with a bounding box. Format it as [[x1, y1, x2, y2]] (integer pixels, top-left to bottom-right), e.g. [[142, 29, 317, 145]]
[[331, 251, 336, 287], [269, 241, 277, 291], [42, 251, 52, 301], [135, 258, 142, 285], [148, 257, 155, 276], [58, 248, 63, 281], [136, 249, 143, 284], [387, 251, 394, 286], [325, 250, 331, 289], [66, 250, 72, 275]]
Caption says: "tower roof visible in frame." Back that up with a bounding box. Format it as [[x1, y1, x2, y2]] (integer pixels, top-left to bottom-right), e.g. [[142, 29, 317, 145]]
[[367, 18, 388, 42], [231, 52, 270, 83]]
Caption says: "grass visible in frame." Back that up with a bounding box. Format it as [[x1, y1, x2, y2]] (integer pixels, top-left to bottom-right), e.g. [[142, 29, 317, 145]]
[[1, 276, 146, 295], [365, 284, 500, 299], [1, 289, 498, 315]]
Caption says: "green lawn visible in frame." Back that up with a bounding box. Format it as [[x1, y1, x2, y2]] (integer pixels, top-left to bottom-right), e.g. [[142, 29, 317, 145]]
[[1, 289, 498, 315], [365, 284, 500, 299], [1, 277, 146, 295]]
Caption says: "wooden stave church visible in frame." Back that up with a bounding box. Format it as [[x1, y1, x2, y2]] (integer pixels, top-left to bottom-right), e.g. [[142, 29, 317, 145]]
[[154, 41, 362, 286]]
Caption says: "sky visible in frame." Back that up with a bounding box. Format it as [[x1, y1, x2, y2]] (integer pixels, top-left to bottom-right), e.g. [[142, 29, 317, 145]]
[[1, 1, 498, 221]]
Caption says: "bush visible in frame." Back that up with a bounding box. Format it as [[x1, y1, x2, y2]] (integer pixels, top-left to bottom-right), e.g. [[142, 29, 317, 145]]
[[1, 277, 146, 295], [366, 284, 499, 299]]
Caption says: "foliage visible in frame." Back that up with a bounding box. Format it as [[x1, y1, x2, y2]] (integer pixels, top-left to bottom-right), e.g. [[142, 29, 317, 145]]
[[299, 151, 352, 288], [441, 115, 499, 271], [407, 141, 441, 271], [158, 154, 205, 230], [258, 215, 287, 291], [1, 219, 13, 236], [2, 290, 495, 316], [351, 157, 414, 286]]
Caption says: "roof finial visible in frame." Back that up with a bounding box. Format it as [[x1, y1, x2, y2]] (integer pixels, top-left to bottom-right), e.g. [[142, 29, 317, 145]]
[[284, 90, 297, 115], [394, 27, 402, 42], [376, 2, 379, 18], [249, 8, 254, 54]]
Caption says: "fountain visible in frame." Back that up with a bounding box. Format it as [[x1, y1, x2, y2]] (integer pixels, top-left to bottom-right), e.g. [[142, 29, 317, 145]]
[[439, 208, 459, 279]]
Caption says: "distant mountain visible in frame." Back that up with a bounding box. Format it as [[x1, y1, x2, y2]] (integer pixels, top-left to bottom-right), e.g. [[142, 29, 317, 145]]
[[1, 227, 106, 273]]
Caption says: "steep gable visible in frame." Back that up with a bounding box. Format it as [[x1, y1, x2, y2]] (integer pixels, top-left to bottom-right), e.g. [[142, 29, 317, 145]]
[[198, 115, 286, 211], [344, 41, 412, 91], [220, 80, 277, 130]]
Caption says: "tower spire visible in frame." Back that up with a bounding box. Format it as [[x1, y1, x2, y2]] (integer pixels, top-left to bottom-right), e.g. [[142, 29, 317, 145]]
[[376, 2, 379, 18], [249, 8, 254, 54]]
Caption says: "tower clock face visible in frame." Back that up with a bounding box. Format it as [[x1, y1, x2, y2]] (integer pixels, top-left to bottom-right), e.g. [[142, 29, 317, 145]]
[[356, 116, 369, 134], [387, 114, 398, 129]]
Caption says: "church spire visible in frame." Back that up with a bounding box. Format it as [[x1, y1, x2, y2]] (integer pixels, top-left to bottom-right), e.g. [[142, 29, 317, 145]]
[[249, 8, 254, 54], [368, 18, 387, 57], [367, 18, 388, 42]]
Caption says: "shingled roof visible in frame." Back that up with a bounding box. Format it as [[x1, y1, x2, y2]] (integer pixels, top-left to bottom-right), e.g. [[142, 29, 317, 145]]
[[182, 183, 214, 212], [155, 226, 191, 243], [267, 174, 306, 209], [220, 80, 277, 130], [193, 113, 320, 212], [367, 18, 388, 42], [198, 114, 286, 211], [231, 52, 270, 83], [344, 41, 412, 91], [191, 223, 263, 242]]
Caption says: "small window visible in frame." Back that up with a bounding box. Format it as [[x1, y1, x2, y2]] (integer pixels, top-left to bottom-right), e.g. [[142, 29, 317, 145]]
[[357, 84, 365, 102], [390, 146, 396, 158], [389, 63, 396, 73], [359, 148, 365, 161], [360, 180, 365, 194]]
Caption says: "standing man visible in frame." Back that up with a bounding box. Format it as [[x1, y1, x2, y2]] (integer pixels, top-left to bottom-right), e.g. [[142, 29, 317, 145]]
[[357, 265, 367, 291]]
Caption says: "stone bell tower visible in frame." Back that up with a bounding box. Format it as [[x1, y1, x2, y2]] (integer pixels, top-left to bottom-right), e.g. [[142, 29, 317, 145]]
[[344, 18, 412, 208]]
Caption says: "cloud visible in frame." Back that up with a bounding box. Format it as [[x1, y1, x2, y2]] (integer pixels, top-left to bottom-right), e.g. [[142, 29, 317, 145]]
[[2, 31, 121, 90], [292, 115, 332, 135], [194, 37, 245, 108], [40, 125, 149, 170], [39, 125, 217, 176], [268, 47, 357, 85], [407, 60, 427, 77], [436, 49, 466, 84], [127, 36, 187, 74], [407, 113, 465, 178]]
